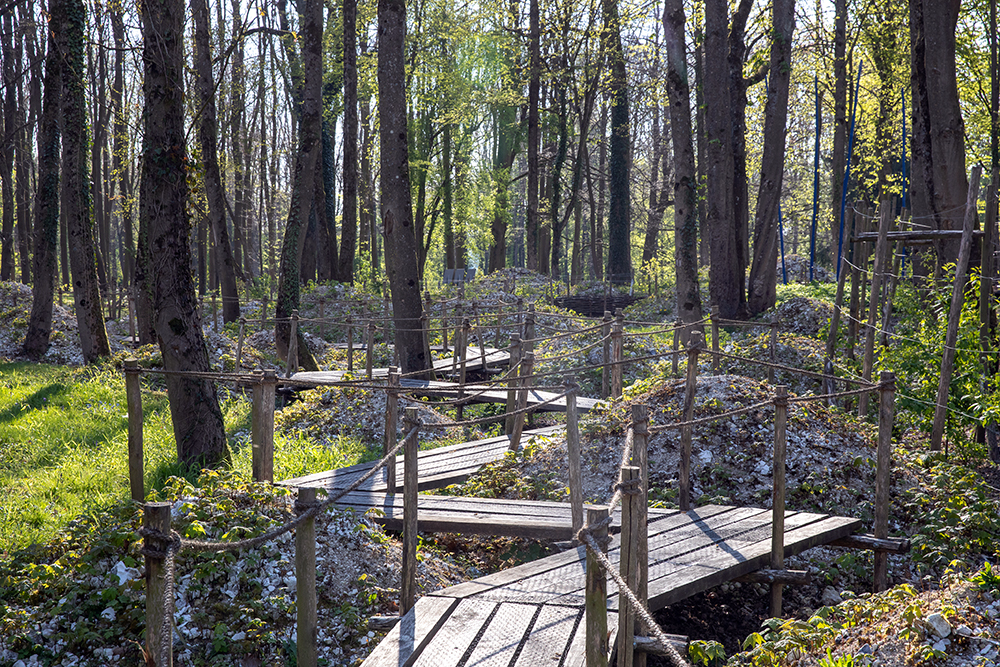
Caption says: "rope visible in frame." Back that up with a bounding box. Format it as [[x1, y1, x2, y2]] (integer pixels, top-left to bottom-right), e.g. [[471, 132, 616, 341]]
[[709, 347, 876, 387], [605, 427, 635, 515], [648, 398, 777, 433], [441, 389, 573, 428], [534, 334, 611, 365]]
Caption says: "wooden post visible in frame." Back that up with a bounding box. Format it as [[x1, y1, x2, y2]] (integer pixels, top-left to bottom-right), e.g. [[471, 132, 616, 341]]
[[296, 488, 318, 667], [524, 303, 536, 356], [566, 376, 583, 536], [846, 204, 869, 360], [671, 319, 681, 377], [472, 302, 489, 373], [212, 291, 218, 332], [125, 359, 144, 502], [451, 305, 464, 371], [505, 335, 522, 435], [385, 368, 400, 494], [144, 502, 173, 667], [252, 370, 277, 482], [860, 201, 892, 417], [346, 314, 354, 372], [630, 404, 649, 621], [932, 166, 982, 450], [286, 310, 299, 378], [679, 332, 702, 511], [612, 309, 624, 399], [602, 311, 613, 398], [585, 506, 610, 667], [874, 372, 896, 592], [619, 466, 643, 667], [261, 293, 269, 333], [366, 321, 376, 380], [128, 288, 136, 345], [319, 297, 326, 339], [457, 318, 470, 421], [825, 206, 855, 365], [509, 353, 533, 451], [235, 317, 246, 371], [768, 316, 778, 385], [771, 386, 788, 617], [401, 408, 420, 614], [710, 305, 720, 374]]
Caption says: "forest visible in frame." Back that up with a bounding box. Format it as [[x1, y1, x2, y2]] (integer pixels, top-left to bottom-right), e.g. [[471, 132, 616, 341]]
[[2, 0, 1000, 665]]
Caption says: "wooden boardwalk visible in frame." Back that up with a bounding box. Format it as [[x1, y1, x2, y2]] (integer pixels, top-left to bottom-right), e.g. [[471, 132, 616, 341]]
[[279, 425, 565, 494], [363, 505, 861, 667], [398, 379, 601, 413], [326, 491, 674, 540], [292, 346, 511, 383]]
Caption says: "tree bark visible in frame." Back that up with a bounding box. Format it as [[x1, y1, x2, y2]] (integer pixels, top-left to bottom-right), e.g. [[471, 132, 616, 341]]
[[603, 0, 631, 285], [60, 0, 111, 361], [192, 0, 241, 323], [830, 0, 847, 260], [380, 0, 431, 376], [526, 0, 540, 271], [728, 0, 754, 297], [664, 0, 703, 336], [340, 0, 358, 284], [747, 0, 796, 316], [140, 0, 228, 467], [1, 13, 15, 280], [22, 6, 60, 359]]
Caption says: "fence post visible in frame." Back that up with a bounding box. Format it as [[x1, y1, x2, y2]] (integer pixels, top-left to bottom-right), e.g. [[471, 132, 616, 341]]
[[612, 309, 624, 399], [235, 317, 246, 371], [771, 385, 788, 617], [144, 502, 173, 667], [505, 335, 522, 435], [711, 305, 721, 374], [585, 506, 610, 667], [346, 314, 354, 372], [768, 316, 778, 385], [252, 370, 276, 483], [672, 319, 681, 377], [457, 318, 471, 421], [385, 367, 400, 494], [451, 305, 463, 371], [619, 465, 643, 667], [860, 201, 893, 417], [128, 288, 136, 345], [261, 293, 269, 333], [286, 310, 300, 378], [125, 359, 144, 502], [509, 353, 534, 451], [630, 404, 649, 625], [212, 291, 218, 332], [366, 321, 376, 380], [296, 488, 318, 667], [602, 311, 613, 398], [401, 408, 421, 614], [566, 375, 583, 535], [679, 331, 702, 511], [874, 371, 896, 592], [319, 297, 326, 339], [524, 303, 536, 356]]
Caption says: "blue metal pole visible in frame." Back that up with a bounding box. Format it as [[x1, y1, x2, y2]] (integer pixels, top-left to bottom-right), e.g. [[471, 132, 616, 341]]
[[836, 62, 864, 280], [810, 75, 820, 282]]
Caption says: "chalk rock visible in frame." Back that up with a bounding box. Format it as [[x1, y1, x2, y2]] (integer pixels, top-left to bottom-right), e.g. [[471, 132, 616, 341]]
[[927, 612, 951, 638], [821, 586, 842, 607]]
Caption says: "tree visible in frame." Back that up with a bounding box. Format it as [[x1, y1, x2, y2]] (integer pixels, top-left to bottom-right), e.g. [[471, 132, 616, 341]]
[[140, 0, 228, 468], [829, 0, 847, 259], [747, 0, 795, 315], [380, 0, 431, 376], [340, 0, 359, 284], [603, 0, 631, 285], [59, 0, 111, 362], [526, 0, 540, 271], [663, 0, 702, 335], [1, 13, 15, 280], [192, 0, 241, 324], [22, 0, 61, 359]]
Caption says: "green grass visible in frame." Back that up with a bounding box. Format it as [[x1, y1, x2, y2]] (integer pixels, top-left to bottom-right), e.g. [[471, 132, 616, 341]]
[[0, 361, 385, 555], [774, 280, 839, 305]]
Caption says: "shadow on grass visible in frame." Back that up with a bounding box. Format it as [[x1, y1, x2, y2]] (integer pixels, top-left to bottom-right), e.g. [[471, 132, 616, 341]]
[[0, 383, 68, 425]]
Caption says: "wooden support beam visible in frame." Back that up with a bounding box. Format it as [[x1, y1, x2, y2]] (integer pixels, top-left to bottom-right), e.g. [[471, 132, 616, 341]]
[[505, 335, 522, 436], [634, 635, 689, 657], [830, 533, 909, 553], [736, 569, 812, 585], [618, 466, 642, 667], [852, 229, 985, 242]]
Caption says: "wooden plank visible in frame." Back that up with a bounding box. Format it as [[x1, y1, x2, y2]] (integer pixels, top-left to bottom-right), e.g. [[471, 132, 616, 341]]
[[460, 602, 537, 667], [409, 599, 498, 667], [564, 606, 617, 667], [399, 379, 601, 413], [362, 596, 458, 667], [293, 347, 512, 386], [513, 605, 581, 667]]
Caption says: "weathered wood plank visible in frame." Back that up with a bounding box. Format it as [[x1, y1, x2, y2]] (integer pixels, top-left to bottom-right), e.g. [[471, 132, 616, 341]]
[[292, 347, 512, 385], [362, 596, 458, 667], [409, 599, 497, 667], [460, 602, 537, 667], [399, 378, 601, 413], [513, 605, 581, 667]]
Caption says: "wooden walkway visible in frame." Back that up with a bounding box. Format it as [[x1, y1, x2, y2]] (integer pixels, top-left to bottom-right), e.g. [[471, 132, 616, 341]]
[[363, 505, 861, 666], [326, 491, 674, 540], [292, 346, 511, 383], [279, 425, 565, 493], [398, 379, 601, 413]]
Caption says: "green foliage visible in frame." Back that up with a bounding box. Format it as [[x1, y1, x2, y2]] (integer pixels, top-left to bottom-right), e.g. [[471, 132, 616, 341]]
[[773, 281, 838, 305], [441, 438, 566, 501], [689, 639, 726, 666], [970, 561, 1000, 596]]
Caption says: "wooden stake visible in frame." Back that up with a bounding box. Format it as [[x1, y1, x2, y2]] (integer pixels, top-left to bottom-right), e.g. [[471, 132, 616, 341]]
[[602, 311, 613, 398], [252, 370, 277, 483], [679, 332, 702, 511], [585, 506, 610, 667], [509, 353, 533, 451], [524, 303, 536, 356], [630, 404, 649, 627], [235, 317, 246, 371], [567, 376, 583, 535], [874, 372, 896, 592], [771, 386, 788, 617], [296, 488, 318, 667], [612, 309, 624, 399], [768, 316, 778, 385], [401, 408, 420, 614], [212, 291, 218, 332], [144, 502, 173, 667], [385, 367, 400, 494], [366, 321, 376, 380], [826, 206, 855, 364], [711, 305, 720, 374], [346, 314, 354, 372], [261, 294, 268, 333], [932, 165, 982, 450], [457, 318, 470, 421], [125, 359, 144, 502], [860, 201, 892, 417], [505, 335, 522, 435], [672, 319, 681, 377], [618, 466, 642, 667]]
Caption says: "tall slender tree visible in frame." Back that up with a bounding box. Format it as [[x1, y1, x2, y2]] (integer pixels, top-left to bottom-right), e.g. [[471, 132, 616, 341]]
[[340, 0, 359, 283], [603, 0, 631, 284]]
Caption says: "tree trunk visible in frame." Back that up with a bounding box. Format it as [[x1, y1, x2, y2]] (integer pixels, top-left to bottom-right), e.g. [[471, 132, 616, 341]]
[[340, 0, 358, 284], [729, 0, 753, 298], [747, 0, 795, 316], [1, 13, 14, 280], [380, 0, 430, 376], [192, 0, 241, 323], [22, 7, 60, 359], [526, 0, 540, 271], [694, 21, 708, 266], [603, 0, 631, 285], [275, 0, 321, 372], [60, 0, 111, 361], [830, 0, 847, 260], [110, 2, 134, 295], [664, 0, 703, 335], [705, 0, 741, 318], [909, 0, 969, 266], [15, 17, 30, 285]]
